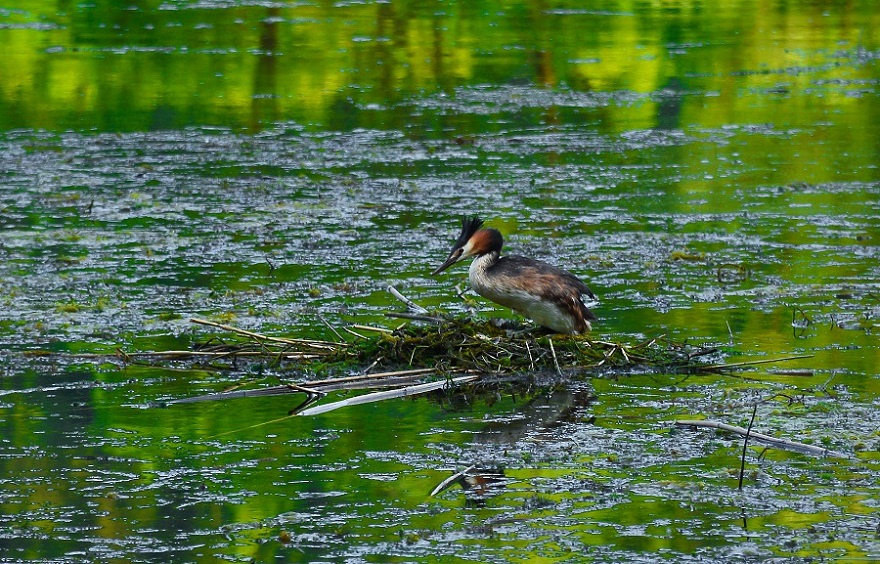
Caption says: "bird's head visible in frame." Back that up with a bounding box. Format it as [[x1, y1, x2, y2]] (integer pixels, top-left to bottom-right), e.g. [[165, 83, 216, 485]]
[[432, 216, 503, 275]]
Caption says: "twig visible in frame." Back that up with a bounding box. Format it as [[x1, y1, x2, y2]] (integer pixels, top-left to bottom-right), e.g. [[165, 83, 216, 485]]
[[792, 306, 813, 326], [165, 367, 443, 406], [525, 340, 535, 371], [768, 369, 814, 377], [190, 318, 345, 349], [387, 285, 429, 314], [307, 367, 438, 387], [362, 356, 381, 374], [385, 312, 445, 323], [188, 317, 282, 342], [208, 412, 299, 438], [674, 419, 849, 458], [687, 347, 718, 360], [297, 375, 479, 416], [352, 324, 393, 333], [285, 384, 327, 414], [317, 314, 345, 343], [430, 464, 477, 497], [166, 385, 307, 405], [548, 337, 562, 376], [83, 350, 325, 360], [342, 327, 368, 340], [698, 354, 813, 372], [738, 404, 758, 489]]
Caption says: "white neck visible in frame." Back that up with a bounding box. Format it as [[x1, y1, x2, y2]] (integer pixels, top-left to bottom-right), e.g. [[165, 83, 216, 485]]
[[468, 251, 499, 288]]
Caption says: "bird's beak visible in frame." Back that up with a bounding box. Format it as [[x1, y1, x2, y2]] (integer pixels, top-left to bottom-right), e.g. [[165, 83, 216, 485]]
[[431, 248, 463, 275]]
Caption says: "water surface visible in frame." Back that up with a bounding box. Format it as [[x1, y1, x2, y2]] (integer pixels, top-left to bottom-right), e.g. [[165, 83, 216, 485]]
[[1, 1, 878, 562]]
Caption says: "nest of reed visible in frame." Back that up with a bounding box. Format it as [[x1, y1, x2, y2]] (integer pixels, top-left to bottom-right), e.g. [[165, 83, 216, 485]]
[[135, 315, 725, 379]]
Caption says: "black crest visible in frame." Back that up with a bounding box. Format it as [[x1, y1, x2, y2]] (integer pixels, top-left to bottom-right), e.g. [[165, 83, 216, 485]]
[[455, 216, 484, 249]]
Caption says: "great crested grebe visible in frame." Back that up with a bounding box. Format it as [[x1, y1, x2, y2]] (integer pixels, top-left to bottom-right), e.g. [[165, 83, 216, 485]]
[[431, 216, 598, 334]]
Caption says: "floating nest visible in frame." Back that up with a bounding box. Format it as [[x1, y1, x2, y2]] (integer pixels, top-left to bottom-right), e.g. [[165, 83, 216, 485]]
[[110, 311, 833, 462], [47, 283, 830, 464], [129, 316, 726, 378], [124, 314, 731, 417], [103, 282, 808, 416], [355, 317, 722, 376]]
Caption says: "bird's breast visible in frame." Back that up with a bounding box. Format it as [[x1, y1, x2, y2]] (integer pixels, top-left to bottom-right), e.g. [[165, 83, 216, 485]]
[[467, 256, 585, 334]]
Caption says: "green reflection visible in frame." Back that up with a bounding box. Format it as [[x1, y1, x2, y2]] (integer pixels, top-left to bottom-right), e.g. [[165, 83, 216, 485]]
[[0, 0, 877, 143]]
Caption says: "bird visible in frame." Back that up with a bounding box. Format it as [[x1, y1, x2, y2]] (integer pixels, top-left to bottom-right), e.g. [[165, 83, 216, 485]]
[[431, 216, 598, 334]]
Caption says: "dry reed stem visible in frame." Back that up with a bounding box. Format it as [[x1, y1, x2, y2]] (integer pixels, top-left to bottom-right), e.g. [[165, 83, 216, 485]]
[[674, 419, 848, 458], [297, 375, 479, 416], [387, 285, 429, 314], [190, 318, 346, 349]]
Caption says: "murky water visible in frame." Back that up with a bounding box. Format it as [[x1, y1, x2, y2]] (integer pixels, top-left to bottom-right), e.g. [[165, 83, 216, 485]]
[[2, 1, 879, 562]]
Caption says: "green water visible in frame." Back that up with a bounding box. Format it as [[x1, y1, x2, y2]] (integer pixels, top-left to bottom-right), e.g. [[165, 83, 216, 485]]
[[1, 1, 878, 562]]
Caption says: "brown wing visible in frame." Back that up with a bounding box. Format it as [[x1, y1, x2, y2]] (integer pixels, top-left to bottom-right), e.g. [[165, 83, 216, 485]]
[[490, 256, 597, 302]]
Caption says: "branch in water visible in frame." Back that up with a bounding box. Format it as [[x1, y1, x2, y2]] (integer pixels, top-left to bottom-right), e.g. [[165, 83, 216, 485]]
[[674, 419, 848, 459]]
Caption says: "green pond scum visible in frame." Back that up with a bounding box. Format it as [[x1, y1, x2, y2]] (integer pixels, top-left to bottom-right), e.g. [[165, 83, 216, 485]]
[[1, 0, 879, 562]]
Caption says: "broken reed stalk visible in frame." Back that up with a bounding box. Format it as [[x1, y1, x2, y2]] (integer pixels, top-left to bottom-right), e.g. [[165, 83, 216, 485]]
[[166, 367, 443, 405], [308, 367, 438, 387], [674, 419, 848, 459], [738, 404, 758, 490], [296, 375, 480, 416], [351, 324, 394, 334], [548, 337, 562, 376], [385, 312, 445, 323], [387, 285, 430, 314], [317, 314, 345, 342], [430, 464, 477, 497], [190, 318, 346, 349], [123, 350, 324, 360], [204, 375, 476, 435], [696, 354, 813, 372]]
